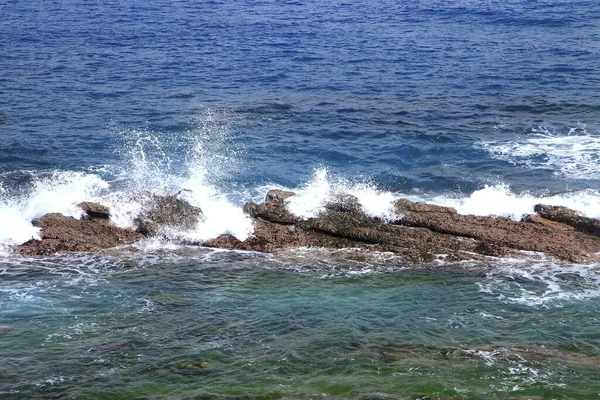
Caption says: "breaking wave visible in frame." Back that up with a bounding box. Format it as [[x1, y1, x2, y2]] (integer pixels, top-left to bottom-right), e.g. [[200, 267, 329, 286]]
[[2, 112, 600, 258]]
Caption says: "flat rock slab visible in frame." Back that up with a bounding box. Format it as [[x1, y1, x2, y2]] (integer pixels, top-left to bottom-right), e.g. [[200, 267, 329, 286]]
[[393, 199, 600, 263], [16, 213, 134, 256]]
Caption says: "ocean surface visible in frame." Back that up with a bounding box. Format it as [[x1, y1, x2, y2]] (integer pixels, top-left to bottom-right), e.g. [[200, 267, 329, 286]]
[[1, 1, 600, 398]]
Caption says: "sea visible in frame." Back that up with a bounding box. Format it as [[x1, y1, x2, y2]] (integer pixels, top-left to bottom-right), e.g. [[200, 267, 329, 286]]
[[1, 1, 600, 398]]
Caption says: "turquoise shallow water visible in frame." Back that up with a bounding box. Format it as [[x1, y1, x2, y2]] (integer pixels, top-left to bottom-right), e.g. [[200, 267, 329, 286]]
[[2, 249, 600, 399]]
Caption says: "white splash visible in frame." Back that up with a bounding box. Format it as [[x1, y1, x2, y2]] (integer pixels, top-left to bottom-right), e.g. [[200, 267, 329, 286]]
[[0, 171, 109, 253], [286, 167, 397, 220], [104, 107, 252, 243], [430, 184, 600, 220]]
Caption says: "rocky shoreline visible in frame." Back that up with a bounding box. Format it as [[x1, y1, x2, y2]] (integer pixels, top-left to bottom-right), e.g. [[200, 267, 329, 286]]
[[14, 189, 600, 264]]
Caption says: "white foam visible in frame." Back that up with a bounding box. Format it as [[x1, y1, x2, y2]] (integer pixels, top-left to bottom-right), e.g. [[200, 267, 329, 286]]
[[286, 167, 397, 220], [476, 262, 600, 307], [430, 184, 600, 220], [287, 169, 600, 223], [479, 125, 600, 180], [0, 171, 109, 252]]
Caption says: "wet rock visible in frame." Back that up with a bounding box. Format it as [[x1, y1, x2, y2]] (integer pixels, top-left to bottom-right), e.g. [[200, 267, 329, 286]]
[[265, 189, 295, 205], [238, 204, 479, 263], [474, 241, 509, 258], [534, 204, 600, 236], [14, 187, 600, 264], [240, 218, 315, 252], [243, 201, 298, 224], [203, 234, 244, 250], [395, 199, 457, 216], [324, 193, 363, 214], [393, 199, 600, 262], [77, 202, 111, 220], [16, 213, 126, 256], [135, 193, 203, 237], [521, 214, 575, 231], [303, 209, 479, 263]]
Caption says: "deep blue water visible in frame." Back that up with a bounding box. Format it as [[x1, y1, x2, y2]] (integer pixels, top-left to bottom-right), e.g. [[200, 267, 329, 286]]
[[2, 0, 600, 192], [2, 1, 600, 398]]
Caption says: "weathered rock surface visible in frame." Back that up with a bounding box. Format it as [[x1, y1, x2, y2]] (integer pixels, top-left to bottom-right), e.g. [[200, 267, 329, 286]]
[[243, 201, 299, 224], [220, 194, 600, 263], [324, 193, 363, 214], [534, 204, 600, 237], [233, 197, 483, 262], [520, 214, 575, 231], [135, 193, 204, 237], [16, 212, 142, 256], [203, 234, 244, 250], [393, 199, 600, 262], [265, 189, 295, 205], [14, 189, 600, 264]]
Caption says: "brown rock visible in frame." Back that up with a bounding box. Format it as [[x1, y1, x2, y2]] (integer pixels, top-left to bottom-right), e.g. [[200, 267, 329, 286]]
[[234, 203, 481, 263], [393, 199, 600, 262], [521, 214, 575, 231], [265, 189, 295, 206], [135, 193, 203, 237], [303, 209, 479, 263], [16, 213, 125, 256], [475, 241, 509, 257], [243, 201, 298, 224], [534, 204, 600, 236], [77, 202, 111, 220], [324, 193, 363, 214], [203, 234, 244, 250]]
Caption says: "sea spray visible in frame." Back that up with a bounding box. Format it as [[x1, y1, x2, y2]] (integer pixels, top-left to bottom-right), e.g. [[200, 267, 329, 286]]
[[104, 108, 253, 243], [0, 171, 109, 252], [286, 167, 397, 220], [285, 169, 600, 224]]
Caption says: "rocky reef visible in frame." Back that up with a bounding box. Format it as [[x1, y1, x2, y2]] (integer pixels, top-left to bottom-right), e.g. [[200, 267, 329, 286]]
[[14, 189, 600, 264]]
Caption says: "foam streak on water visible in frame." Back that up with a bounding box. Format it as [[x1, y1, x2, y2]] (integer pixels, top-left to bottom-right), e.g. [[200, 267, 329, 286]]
[[479, 125, 600, 180]]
